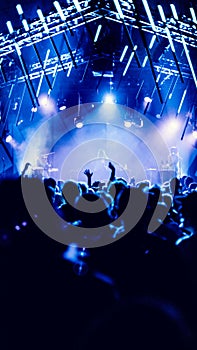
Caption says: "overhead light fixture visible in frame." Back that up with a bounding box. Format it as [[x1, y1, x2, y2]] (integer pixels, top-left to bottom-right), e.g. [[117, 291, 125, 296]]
[[74, 116, 84, 128]]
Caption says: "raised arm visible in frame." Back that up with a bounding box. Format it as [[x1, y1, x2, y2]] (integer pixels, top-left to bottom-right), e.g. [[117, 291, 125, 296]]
[[84, 169, 93, 188], [108, 161, 116, 182]]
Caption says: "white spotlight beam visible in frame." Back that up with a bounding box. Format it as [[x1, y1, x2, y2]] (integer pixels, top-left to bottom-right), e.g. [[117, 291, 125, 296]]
[[157, 4, 184, 83]]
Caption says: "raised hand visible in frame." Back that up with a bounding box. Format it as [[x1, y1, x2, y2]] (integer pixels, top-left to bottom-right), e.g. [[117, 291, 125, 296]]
[[84, 169, 93, 177], [108, 162, 115, 171], [84, 169, 93, 187]]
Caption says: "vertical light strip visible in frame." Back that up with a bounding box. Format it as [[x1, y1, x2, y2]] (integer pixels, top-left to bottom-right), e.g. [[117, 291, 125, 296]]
[[36, 49, 50, 97], [73, 0, 82, 12], [113, 0, 124, 19], [22, 19, 29, 31], [170, 4, 179, 20], [157, 5, 166, 22], [67, 62, 72, 77], [142, 0, 157, 31], [16, 4, 23, 15], [94, 24, 102, 43], [123, 45, 137, 76], [120, 45, 128, 62], [177, 89, 187, 115], [142, 34, 156, 67], [165, 28, 175, 52], [16, 6, 52, 89], [6, 21, 14, 34], [37, 8, 49, 34], [158, 5, 175, 52], [53, 1, 66, 21], [149, 34, 157, 49], [48, 64, 58, 96], [190, 7, 197, 24], [182, 38, 197, 88]]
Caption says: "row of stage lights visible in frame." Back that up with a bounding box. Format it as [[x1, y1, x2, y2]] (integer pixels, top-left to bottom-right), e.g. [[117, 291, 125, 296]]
[[6, 1, 197, 110], [3, 1, 197, 138]]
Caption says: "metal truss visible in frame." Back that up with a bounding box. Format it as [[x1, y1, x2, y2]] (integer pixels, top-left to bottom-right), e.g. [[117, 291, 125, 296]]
[[0, 0, 197, 87]]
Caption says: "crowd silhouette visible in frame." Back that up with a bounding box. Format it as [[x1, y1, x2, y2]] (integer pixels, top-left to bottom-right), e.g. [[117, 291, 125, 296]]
[[0, 161, 197, 349]]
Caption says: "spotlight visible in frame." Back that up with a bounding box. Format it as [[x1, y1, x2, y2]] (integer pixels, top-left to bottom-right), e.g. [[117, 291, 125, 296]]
[[103, 93, 116, 104], [5, 134, 13, 143], [124, 119, 132, 128], [17, 119, 24, 126], [192, 128, 197, 139], [58, 99, 67, 111], [31, 106, 37, 112], [3, 129, 11, 143], [74, 116, 83, 128], [144, 96, 152, 103]]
